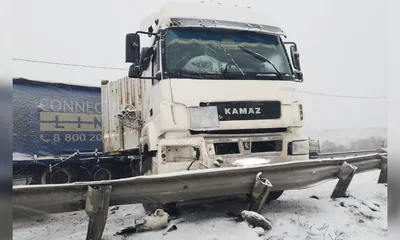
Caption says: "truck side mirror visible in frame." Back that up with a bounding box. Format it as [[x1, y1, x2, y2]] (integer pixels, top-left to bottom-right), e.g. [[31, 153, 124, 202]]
[[290, 45, 301, 71], [125, 33, 141, 64], [128, 64, 141, 78], [285, 42, 304, 82], [294, 71, 303, 82]]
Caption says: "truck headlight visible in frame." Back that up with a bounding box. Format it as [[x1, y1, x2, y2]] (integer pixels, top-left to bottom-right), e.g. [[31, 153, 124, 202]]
[[288, 140, 309, 155], [188, 106, 220, 129], [299, 104, 303, 121]]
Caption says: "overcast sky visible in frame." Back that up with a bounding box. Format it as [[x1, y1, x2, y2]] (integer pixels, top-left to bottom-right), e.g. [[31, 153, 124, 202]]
[[6, 0, 387, 131]]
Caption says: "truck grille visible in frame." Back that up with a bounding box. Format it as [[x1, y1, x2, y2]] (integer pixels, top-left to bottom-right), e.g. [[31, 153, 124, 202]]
[[251, 140, 282, 153], [213, 140, 283, 155], [214, 143, 240, 155]]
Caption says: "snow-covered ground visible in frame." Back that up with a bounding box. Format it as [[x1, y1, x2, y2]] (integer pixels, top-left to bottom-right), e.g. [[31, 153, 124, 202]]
[[13, 170, 387, 240]]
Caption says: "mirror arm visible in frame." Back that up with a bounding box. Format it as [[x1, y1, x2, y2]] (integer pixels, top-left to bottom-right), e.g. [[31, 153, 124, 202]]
[[135, 31, 159, 39], [284, 41, 297, 48], [135, 31, 158, 36]]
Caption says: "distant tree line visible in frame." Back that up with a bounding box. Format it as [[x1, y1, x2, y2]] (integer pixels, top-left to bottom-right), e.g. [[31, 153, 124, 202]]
[[320, 136, 387, 152]]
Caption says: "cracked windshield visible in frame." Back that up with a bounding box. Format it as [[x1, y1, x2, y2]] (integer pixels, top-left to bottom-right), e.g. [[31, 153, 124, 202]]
[[165, 28, 292, 79]]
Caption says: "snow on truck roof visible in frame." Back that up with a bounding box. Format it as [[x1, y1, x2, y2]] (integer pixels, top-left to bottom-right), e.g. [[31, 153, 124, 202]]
[[140, 0, 285, 36]]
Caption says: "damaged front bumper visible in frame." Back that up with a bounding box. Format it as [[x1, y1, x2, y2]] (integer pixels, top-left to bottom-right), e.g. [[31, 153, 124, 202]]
[[153, 133, 310, 174]]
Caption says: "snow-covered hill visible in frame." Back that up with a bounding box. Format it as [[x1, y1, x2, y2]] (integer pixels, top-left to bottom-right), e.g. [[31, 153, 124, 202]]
[[13, 170, 387, 240], [306, 127, 387, 145]]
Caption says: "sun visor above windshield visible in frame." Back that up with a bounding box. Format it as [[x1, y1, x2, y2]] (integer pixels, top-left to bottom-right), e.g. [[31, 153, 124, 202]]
[[168, 18, 286, 37]]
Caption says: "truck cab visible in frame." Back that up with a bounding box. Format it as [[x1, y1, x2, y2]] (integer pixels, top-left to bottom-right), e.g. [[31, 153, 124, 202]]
[[102, 1, 309, 175]]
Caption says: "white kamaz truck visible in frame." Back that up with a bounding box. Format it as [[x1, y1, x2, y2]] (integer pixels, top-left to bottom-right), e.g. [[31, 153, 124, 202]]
[[309, 138, 320, 159], [102, 1, 309, 207]]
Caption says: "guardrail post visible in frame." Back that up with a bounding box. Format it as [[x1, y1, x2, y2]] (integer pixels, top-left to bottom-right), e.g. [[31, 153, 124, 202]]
[[85, 185, 112, 240], [378, 155, 387, 184], [331, 162, 357, 199], [249, 172, 273, 213]]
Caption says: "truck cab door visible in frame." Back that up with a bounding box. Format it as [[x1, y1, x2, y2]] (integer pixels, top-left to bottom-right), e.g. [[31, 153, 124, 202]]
[[142, 40, 168, 123]]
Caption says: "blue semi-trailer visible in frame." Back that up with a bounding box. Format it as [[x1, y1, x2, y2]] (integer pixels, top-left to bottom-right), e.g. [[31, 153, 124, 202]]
[[12, 78, 137, 184]]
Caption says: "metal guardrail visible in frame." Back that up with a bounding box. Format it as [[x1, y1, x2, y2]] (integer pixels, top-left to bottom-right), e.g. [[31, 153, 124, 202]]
[[14, 152, 387, 214], [318, 149, 383, 158], [13, 150, 387, 240]]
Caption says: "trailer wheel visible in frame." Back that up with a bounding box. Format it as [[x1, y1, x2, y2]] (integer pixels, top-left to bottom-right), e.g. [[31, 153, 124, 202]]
[[41, 167, 77, 184], [92, 167, 112, 181]]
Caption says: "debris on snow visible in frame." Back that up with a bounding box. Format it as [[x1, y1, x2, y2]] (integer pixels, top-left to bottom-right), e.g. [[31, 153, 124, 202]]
[[110, 206, 119, 211], [368, 204, 380, 212], [254, 227, 265, 236], [310, 195, 320, 200], [372, 202, 381, 207], [12, 171, 387, 240], [116, 226, 137, 235], [366, 202, 381, 212], [116, 209, 170, 236], [241, 210, 272, 230], [226, 211, 243, 222], [163, 224, 178, 235]]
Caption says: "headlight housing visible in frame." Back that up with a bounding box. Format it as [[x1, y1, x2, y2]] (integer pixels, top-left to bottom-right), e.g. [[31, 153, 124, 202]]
[[188, 106, 220, 129], [288, 140, 309, 155], [299, 104, 303, 121]]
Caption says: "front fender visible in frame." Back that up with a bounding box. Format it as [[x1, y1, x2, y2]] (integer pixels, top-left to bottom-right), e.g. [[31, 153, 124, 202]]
[[140, 121, 159, 152]]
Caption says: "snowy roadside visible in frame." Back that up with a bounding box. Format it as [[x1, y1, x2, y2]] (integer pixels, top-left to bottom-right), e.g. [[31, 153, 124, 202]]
[[13, 170, 387, 240]]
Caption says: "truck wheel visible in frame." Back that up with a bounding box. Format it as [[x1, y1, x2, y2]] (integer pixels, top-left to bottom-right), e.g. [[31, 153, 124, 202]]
[[133, 155, 153, 176], [246, 190, 284, 204], [266, 190, 284, 203]]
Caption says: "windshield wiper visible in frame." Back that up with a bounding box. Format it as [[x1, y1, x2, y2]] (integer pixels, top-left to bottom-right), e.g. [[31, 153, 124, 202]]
[[222, 52, 245, 77], [208, 42, 244, 77], [237, 46, 283, 80]]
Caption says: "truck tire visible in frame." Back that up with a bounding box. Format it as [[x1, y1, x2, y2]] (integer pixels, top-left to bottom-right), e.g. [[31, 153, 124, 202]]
[[246, 190, 284, 204], [266, 190, 284, 203], [138, 152, 179, 215], [133, 155, 153, 176]]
